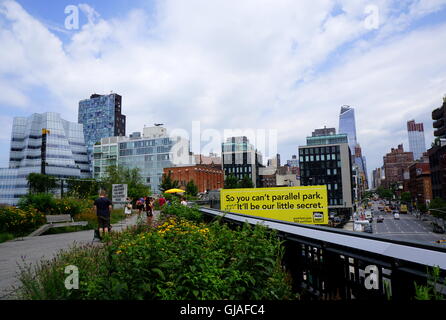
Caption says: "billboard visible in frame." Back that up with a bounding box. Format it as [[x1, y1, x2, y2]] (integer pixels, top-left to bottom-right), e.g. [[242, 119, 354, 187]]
[[220, 186, 328, 224]]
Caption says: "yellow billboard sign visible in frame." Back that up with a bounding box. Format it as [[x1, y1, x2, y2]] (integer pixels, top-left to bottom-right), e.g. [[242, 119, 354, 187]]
[[220, 186, 328, 224]]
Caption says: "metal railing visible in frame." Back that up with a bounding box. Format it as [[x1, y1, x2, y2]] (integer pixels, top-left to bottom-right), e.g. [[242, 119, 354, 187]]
[[198, 206, 446, 300]]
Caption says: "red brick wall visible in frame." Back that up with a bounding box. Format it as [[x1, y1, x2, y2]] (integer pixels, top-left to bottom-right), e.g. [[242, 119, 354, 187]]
[[163, 165, 224, 193]]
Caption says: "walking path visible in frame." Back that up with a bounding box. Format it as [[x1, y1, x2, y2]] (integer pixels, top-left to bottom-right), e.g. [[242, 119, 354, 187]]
[[0, 211, 160, 300]]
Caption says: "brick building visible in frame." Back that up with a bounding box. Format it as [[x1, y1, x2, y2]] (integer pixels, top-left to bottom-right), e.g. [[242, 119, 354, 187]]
[[408, 160, 432, 206], [382, 144, 414, 191], [428, 142, 446, 200], [163, 164, 224, 193]]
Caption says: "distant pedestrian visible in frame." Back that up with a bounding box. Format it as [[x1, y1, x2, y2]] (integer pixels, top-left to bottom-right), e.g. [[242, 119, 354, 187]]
[[94, 190, 113, 239], [147, 197, 155, 225], [158, 195, 166, 208], [136, 198, 144, 214], [180, 197, 188, 206], [124, 197, 132, 218]]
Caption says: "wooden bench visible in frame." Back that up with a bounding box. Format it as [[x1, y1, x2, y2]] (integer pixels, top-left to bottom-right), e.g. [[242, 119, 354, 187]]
[[28, 214, 88, 237]]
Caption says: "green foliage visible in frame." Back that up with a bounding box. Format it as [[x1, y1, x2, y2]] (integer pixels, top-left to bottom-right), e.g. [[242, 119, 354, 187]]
[[0, 206, 45, 236], [27, 173, 59, 194], [186, 180, 198, 196], [159, 172, 179, 192], [224, 174, 254, 189], [401, 192, 412, 203], [224, 174, 239, 189], [239, 175, 254, 188], [376, 187, 394, 200], [428, 198, 446, 219], [414, 266, 445, 300], [17, 215, 293, 300], [160, 202, 203, 223], [18, 194, 92, 217], [66, 179, 99, 199], [18, 193, 56, 214], [99, 165, 151, 200]]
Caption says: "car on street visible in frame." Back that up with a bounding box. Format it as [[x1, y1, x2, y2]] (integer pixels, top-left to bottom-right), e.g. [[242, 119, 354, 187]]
[[377, 215, 384, 223], [394, 212, 400, 220]]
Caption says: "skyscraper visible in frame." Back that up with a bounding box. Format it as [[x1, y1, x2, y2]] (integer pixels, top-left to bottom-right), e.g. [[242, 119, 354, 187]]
[[78, 93, 126, 173], [338, 105, 357, 155], [0, 113, 89, 205], [407, 120, 426, 160]]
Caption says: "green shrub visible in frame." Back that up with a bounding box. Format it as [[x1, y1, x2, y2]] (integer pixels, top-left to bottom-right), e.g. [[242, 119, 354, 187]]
[[160, 202, 203, 223], [0, 206, 46, 236], [17, 217, 293, 300], [0, 232, 14, 243], [18, 193, 56, 214]]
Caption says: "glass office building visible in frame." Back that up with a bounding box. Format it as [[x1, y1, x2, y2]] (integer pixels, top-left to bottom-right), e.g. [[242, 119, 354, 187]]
[[0, 113, 89, 205], [93, 127, 193, 193], [338, 106, 357, 155], [78, 93, 126, 174], [407, 120, 426, 160]]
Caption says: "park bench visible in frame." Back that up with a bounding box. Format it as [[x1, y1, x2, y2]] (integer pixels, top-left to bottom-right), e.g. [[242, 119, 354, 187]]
[[28, 214, 88, 237]]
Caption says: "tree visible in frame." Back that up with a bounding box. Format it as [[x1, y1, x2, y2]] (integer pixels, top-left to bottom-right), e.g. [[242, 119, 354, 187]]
[[99, 165, 151, 200], [66, 179, 99, 199], [224, 174, 239, 189], [159, 172, 179, 192], [186, 180, 198, 196], [27, 173, 59, 194], [401, 192, 412, 204], [239, 175, 254, 188], [376, 186, 394, 200], [428, 198, 446, 219]]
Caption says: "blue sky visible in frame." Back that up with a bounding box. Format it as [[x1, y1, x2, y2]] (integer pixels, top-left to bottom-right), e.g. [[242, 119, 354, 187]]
[[1, 0, 446, 182]]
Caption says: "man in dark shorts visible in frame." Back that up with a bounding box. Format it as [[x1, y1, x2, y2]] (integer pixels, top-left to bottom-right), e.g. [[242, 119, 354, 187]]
[[94, 190, 113, 239]]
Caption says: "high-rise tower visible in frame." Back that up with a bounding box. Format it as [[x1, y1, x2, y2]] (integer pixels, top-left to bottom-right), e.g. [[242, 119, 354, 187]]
[[407, 120, 426, 160]]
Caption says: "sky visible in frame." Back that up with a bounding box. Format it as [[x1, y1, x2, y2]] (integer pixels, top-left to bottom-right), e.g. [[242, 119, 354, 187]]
[[1, 0, 446, 183]]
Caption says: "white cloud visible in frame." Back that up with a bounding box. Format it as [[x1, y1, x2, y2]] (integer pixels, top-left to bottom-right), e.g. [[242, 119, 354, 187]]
[[0, 0, 445, 176]]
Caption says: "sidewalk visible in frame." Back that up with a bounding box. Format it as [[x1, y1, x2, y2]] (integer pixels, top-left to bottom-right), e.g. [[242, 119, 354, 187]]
[[0, 211, 159, 300]]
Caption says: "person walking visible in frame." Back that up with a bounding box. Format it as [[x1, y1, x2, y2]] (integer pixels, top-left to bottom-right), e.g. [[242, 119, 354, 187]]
[[94, 190, 113, 239], [147, 197, 155, 226], [124, 197, 133, 221]]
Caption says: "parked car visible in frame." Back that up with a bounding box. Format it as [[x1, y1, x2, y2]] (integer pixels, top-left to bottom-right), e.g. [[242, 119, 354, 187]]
[[377, 215, 384, 223], [394, 212, 400, 220]]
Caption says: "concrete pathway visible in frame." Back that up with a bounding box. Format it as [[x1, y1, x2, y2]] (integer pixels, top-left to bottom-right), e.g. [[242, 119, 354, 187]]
[[0, 211, 160, 300]]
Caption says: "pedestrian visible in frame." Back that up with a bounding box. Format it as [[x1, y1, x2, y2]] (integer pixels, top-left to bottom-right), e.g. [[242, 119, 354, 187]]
[[136, 197, 144, 215], [147, 197, 155, 225], [158, 195, 166, 208], [124, 197, 132, 219], [180, 197, 188, 206], [94, 190, 113, 240]]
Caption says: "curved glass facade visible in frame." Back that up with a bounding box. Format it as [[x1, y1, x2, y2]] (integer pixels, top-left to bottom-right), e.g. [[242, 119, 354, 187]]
[[0, 113, 89, 205]]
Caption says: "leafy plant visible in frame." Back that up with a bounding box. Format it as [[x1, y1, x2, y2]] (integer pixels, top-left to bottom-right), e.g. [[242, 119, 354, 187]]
[[414, 266, 445, 300]]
